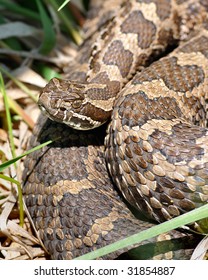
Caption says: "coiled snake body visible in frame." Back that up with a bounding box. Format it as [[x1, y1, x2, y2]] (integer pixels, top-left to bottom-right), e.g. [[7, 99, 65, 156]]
[[23, 0, 208, 259]]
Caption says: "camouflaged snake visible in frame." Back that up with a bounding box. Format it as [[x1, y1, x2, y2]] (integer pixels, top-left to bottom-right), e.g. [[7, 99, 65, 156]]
[[23, 0, 208, 259]]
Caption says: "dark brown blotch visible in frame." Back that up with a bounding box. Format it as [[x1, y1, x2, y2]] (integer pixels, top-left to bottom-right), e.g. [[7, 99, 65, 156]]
[[118, 92, 183, 128], [133, 57, 205, 93], [178, 35, 208, 59], [90, 71, 121, 98], [103, 40, 133, 78], [136, 0, 172, 20], [89, 50, 101, 73], [120, 10, 156, 49]]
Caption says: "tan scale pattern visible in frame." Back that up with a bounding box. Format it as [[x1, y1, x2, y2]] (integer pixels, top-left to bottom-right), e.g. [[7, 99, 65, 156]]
[[23, 116, 198, 259], [23, 115, 202, 259]]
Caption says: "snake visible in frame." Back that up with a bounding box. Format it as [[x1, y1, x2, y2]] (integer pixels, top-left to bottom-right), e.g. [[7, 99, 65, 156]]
[[22, 0, 208, 260]]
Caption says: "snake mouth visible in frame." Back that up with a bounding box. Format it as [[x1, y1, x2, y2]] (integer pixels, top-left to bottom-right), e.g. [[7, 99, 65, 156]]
[[62, 113, 102, 130], [38, 91, 66, 125], [38, 98, 101, 130], [38, 103, 63, 124]]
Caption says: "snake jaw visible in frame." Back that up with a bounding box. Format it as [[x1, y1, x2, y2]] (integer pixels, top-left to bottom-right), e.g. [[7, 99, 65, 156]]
[[62, 113, 102, 130]]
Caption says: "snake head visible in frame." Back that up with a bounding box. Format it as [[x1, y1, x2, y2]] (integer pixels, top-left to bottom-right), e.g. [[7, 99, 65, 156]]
[[38, 78, 108, 130]]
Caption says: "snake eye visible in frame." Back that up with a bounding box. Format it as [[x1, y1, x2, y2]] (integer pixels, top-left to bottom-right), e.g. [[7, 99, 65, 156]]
[[72, 99, 82, 109]]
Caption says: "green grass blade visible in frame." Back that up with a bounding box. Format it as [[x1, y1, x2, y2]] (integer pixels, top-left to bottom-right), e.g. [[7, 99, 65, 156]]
[[74, 204, 208, 260], [0, 73, 16, 160], [36, 0, 56, 54], [0, 139, 56, 172], [48, 0, 82, 45], [58, 0, 71, 11], [0, 73, 24, 225], [0, 69, 35, 129], [0, 173, 20, 186], [35, 63, 61, 81], [0, 174, 24, 226], [5, 97, 35, 130]]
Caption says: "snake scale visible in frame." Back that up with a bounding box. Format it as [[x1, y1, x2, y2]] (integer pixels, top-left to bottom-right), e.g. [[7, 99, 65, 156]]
[[23, 0, 208, 259]]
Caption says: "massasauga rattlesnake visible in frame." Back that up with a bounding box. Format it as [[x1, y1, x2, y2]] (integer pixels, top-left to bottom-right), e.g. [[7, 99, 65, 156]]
[[23, 0, 208, 259]]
